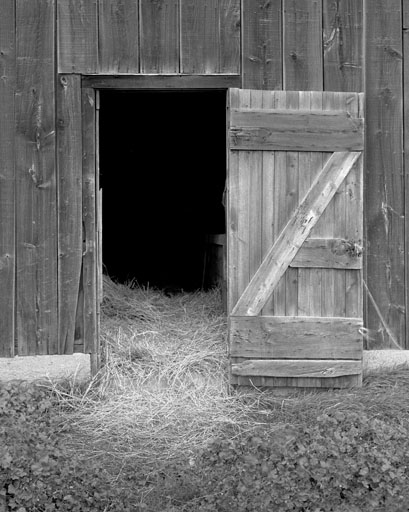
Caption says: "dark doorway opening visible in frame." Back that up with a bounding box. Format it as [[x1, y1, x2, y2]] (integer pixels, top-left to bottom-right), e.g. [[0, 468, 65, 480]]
[[99, 90, 227, 291]]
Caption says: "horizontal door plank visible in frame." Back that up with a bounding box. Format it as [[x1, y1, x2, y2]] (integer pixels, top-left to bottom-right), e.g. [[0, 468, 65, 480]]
[[230, 316, 363, 359], [290, 238, 362, 269], [232, 151, 361, 316], [231, 359, 362, 378], [230, 109, 363, 151]]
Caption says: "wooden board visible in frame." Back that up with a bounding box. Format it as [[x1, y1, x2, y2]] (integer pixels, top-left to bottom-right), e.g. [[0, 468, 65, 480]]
[[231, 360, 362, 378], [230, 109, 364, 151], [82, 74, 241, 89], [58, 0, 98, 73], [242, 0, 282, 89], [15, 0, 57, 356], [290, 238, 362, 269], [230, 317, 363, 360], [57, 75, 83, 354], [181, 0, 240, 73], [82, 87, 98, 354], [99, 0, 139, 73], [323, 0, 363, 92], [404, 3, 409, 349], [0, 0, 15, 357], [232, 151, 361, 316], [140, 0, 179, 73], [283, 0, 323, 90], [228, 89, 364, 389], [365, 0, 405, 348]]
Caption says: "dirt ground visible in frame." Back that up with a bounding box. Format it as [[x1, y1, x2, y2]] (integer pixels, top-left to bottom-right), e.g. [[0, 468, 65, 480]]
[[0, 351, 409, 383]]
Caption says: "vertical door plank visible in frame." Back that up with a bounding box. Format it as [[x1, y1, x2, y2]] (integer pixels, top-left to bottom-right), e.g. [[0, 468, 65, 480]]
[[0, 0, 15, 357], [283, 0, 323, 90], [99, 0, 139, 73], [219, 0, 240, 73], [323, 0, 363, 92], [248, 91, 263, 283], [272, 92, 287, 315], [345, 93, 363, 318], [140, 0, 179, 73], [307, 92, 323, 316], [242, 0, 282, 89], [15, 0, 57, 356], [320, 92, 338, 317], [284, 92, 299, 316], [260, 91, 276, 315], [228, 89, 240, 313], [57, 75, 83, 354], [404, 5, 409, 348], [58, 0, 98, 73], [297, 92, 312, 316], [82, 88, 98, 354], [365, 0, 404, 348]]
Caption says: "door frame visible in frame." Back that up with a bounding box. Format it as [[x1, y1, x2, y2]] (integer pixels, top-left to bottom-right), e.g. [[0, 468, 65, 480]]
[[81, 74, 238, 374]]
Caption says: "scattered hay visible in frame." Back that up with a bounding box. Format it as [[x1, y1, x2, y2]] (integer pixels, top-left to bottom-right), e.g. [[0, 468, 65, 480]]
[[53, 276, 261, 466], [49, 276, 409, 472]]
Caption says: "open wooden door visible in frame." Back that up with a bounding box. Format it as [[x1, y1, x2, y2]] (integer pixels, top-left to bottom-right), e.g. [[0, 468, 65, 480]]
[[227, 89, 364, 389]]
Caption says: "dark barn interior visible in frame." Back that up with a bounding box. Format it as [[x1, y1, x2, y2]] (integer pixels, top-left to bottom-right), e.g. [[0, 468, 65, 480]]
[[99, 90, 227, 290]]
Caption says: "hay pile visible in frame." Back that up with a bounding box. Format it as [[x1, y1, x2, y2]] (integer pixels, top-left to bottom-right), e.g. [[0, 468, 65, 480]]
[[56, 276, 261, 466], [51, 276, 409, 472]]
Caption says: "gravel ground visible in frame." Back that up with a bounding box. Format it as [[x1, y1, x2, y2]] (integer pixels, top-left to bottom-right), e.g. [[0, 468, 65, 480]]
[[0, 351, 408, 383]]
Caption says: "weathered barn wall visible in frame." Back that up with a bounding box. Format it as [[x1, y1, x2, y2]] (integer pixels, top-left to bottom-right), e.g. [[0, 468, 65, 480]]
[[0, 0, 408, 356], [57, 0, 241, 74]]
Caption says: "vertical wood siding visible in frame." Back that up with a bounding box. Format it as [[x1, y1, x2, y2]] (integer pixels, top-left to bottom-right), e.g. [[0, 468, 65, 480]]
[[323, 0, 363, 91], [2, 0, 409, 354], [82, 88, 98, 354], [404, 4, 409, 350], [140, 0, 179, 73], [242, 0, 282, 90], [57, 74, 83, 354], [283, 0, 323, 90], [365, 0, 405, 348], [58, 0, 241, 74], [0, 0, 15, 357], [99, 0, 139, 73], [15, 0, 57, 355], [58, 0, 98, 73]]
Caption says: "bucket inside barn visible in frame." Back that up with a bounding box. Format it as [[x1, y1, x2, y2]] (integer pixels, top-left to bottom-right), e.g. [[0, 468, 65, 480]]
[[99, 90, 226, 293]]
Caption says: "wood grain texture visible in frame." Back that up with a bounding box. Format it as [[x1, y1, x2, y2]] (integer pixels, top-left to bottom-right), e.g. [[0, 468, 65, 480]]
[[219, 0, 241, 73], [82, 88, 98, 354], [230, 316, 363, 359], [82, 74, 241, 89], [404, 4, 409, 349], [232, 152, 361, 316], [232, 359, 362, 378], [365, 0, 405, 348], [99, 0, 139, 73], [181, 0, 240, 73], [323, 0, 363, 92], [242, 0, 282, 89], [57, 75, 83, 354], [140, 0, 179, 73], [58, 0, 98, 73], [0, 0, 15, 357], [15, 0, 57, 356], [230, 109, 364, 151], [283, 0, 323, 90], [290, 238, 362, 269]]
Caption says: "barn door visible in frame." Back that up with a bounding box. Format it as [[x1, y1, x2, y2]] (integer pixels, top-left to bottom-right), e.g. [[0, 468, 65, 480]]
[[227, 89, 364, 389]]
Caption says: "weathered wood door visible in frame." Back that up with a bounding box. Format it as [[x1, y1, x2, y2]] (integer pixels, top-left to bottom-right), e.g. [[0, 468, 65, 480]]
[[228, 89, 364, 388]]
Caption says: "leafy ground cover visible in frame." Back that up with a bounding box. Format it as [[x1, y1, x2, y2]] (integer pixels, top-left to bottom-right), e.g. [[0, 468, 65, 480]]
[[1, 277, 409, 511]]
